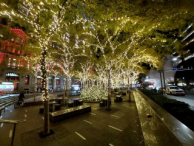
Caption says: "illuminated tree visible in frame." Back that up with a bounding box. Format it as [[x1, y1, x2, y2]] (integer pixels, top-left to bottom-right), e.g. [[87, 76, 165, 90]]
[[1, 0, 194, 134], [0, 0, 86, 135]]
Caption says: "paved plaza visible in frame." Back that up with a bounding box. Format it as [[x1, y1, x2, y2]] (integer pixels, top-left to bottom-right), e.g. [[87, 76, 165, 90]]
[[0, 92, 144, 146]]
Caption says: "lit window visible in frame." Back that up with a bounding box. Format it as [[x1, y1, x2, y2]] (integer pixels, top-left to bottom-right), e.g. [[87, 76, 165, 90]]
[[56, 79, 60, 85], [25, 75, 29, 85]]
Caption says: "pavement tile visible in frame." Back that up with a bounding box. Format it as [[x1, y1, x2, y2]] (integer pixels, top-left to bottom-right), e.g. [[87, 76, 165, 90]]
[[0, 91, 145, 146]]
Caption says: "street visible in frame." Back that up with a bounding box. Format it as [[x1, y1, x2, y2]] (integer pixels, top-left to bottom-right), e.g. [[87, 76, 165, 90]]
[[165, 94, 194, 111]]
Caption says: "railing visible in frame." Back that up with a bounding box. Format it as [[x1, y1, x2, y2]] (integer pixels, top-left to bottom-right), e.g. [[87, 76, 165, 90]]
[[0, 119, 25, 146], [134, 90, 194, 146]]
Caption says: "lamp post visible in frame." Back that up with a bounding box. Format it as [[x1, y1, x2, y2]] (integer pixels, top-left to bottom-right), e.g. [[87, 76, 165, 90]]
[[159, 70, 163, 94], [162, 70, 166, 94]]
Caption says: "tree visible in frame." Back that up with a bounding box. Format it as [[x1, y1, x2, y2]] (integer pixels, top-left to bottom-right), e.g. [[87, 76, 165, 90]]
[[1, 0, 194, 135], [0, 0, 84, 135]]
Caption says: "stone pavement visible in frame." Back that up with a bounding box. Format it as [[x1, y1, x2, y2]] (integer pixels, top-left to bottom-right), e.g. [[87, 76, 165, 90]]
[[0, 91, 145, 146]]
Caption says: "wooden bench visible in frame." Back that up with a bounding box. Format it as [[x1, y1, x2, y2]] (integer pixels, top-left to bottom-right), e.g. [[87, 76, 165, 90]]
[[49, 105, 91, 122]]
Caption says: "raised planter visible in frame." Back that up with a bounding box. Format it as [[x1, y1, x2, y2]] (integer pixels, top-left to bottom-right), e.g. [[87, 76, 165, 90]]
[[134, 90, 194, 146]]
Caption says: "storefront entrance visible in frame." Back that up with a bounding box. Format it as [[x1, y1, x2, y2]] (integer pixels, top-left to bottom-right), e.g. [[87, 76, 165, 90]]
[[5, 72, 19, 90]]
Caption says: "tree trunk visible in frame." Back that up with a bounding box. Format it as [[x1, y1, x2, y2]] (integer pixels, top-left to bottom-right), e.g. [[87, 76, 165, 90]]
[[66, 77, 68, 97], [65, 77, 71, 98], [128, 78, 131, 102], [107, 70, 111, 111], [34, 74, 37, 102], [62, 79, 66, 105], [40, 47, 50, 135]]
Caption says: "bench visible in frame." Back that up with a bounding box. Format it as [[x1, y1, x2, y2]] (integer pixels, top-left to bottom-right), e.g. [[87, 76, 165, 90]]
[[99, 102, 104, 107], [54, 104, 61, 110], [39, 101, 60, 113], [39, 107, 44, 114], [50, 105, 91, 122], [57, 94, 64, 97], [120, 92, 126, 96], [78, 100, 83, 105], [99, 100, 111, 107], [68, 101, 74, 107], [114, 96, 123, 102]]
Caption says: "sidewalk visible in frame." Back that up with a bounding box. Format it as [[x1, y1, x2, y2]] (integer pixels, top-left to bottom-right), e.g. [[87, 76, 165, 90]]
[[0, 91, 145, 146]]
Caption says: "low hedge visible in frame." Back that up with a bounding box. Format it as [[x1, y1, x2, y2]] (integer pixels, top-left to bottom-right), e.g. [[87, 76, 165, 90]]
[[140, 89, 194, 131]]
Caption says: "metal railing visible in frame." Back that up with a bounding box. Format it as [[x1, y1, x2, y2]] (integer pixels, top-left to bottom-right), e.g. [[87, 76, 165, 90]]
[[0, 119, 25, 146]]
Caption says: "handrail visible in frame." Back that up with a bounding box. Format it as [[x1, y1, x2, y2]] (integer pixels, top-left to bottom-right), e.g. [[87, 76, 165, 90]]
[[0, 119, 25, 146], [0, 119, 25, 124]]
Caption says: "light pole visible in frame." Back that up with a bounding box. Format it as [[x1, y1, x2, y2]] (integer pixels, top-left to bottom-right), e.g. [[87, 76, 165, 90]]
[[159, 70, 163, 95], [162, 70, 166, 94]]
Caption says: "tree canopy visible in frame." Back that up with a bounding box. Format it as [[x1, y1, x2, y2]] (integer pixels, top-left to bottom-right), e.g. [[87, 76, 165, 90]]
[[1, 0, 194, 80]]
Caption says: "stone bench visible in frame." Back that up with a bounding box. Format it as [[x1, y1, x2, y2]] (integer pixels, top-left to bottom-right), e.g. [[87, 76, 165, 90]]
[[49, 105, 91, 122], [68, 99, 83, 107], [120, 92, 126, 96], [114, 96, 123, 102], [99, 100, 111, 107], [68, 101, 74, 107], [39, 107, 44, 114], [54, 104, 61, 110]]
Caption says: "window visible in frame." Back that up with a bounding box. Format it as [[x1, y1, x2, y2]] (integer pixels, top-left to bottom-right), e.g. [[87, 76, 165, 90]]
[[49, 79, 53, 85], [56, 79, 60, 85], [37, 78, 41, 85], [25, 75, 29, 85]]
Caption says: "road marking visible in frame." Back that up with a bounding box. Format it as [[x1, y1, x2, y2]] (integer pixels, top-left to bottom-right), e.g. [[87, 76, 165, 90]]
[[25, 109, 28, 112], [75, 132, 86, 140], [42, 117, 44, 120], [109, 144, 114, 146], [84, 120, 92, 124], [111, 115, 120, 118], [9, 130, 12, 138], [108, 125, 122, 132], [0, 123, 3, 127], [91, 113, 96, 115], [24, 114, 27, 118]]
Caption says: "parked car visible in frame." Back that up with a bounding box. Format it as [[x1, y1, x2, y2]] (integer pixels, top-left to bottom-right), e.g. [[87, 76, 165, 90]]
[[166, 86, 185, 96]]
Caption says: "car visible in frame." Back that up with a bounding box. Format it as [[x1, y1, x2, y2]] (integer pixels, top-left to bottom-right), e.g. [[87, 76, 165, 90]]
[[166, 86, 185, 96]]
